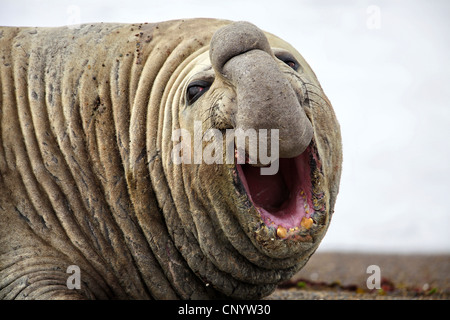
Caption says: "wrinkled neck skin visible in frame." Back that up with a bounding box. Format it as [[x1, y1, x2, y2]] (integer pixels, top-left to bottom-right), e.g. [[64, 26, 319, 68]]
[[0, 19, 342, 300]]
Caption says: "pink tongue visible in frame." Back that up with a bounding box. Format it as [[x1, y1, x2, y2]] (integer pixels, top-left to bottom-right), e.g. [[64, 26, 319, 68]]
[[241, 165, 289, 211]]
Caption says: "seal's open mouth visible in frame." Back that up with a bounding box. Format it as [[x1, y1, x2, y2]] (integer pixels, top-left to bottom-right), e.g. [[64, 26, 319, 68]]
[[236, 144, 325, 239]]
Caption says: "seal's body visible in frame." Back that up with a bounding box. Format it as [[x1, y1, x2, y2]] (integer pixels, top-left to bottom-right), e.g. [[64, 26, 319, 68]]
[[0, 19, 342, 299]]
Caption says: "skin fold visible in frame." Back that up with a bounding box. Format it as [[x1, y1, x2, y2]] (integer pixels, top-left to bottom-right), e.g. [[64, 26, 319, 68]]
[[0, 19, 342, 299]]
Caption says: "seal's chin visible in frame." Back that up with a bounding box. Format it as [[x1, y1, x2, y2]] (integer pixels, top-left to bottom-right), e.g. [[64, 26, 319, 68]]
[[237, 144, 325, 239]]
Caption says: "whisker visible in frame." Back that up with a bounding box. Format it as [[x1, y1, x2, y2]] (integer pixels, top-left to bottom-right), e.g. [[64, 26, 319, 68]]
[[294, 77, 332, 108], [199, 95, 223, 140], [302, 81, 323, 91], [202, 113, 215, 125], [307, 90, 331, 108], [201, 106, 213, 116]]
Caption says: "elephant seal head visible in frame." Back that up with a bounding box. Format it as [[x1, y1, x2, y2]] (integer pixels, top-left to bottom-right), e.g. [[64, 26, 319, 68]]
[[159, 21, 343, 297]]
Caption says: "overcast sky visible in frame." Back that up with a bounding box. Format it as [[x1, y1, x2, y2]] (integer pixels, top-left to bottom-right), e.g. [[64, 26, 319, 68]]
[[1, 0, 449, 253]]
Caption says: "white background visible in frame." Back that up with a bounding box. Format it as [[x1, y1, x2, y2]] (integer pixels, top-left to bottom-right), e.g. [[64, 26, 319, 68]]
[[1, 0, 449, 253]]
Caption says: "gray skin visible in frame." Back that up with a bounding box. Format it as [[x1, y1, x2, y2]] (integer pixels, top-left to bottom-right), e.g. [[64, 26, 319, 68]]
[[0, 19, 342, 299], [210, 23, 313, 159]]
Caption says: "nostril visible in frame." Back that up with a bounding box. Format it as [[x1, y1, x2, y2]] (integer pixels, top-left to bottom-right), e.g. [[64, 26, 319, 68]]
[[210, 21, 272, 74]]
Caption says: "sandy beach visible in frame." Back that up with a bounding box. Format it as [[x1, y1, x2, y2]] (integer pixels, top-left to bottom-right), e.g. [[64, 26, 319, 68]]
[[268, 252, 450, 300]]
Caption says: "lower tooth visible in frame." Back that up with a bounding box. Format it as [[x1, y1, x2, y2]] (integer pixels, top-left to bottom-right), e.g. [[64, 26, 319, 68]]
[[301, 217, 314, 230], [276, 226, 287, 239]]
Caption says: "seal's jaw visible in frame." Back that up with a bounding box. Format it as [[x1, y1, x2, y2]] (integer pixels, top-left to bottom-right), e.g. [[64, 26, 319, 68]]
[[236, 142, 326, 242]]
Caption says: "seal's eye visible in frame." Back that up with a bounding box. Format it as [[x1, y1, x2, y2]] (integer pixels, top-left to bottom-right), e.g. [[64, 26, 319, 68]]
[[186, 80, 211, 105], [275, 52, 300, 71], [284, 60, 298, 70]]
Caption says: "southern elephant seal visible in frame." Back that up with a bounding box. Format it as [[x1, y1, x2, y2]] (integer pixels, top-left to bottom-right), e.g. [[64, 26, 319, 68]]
[[0, 19, 342, 299]]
